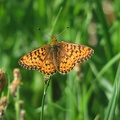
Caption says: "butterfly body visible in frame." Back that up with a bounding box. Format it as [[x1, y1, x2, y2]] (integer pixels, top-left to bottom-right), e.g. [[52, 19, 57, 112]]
[[18, 36, 94, 76]]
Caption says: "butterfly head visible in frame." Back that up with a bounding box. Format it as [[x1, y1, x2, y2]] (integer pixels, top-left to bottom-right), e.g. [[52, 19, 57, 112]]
[[50, 36, 58, 45]]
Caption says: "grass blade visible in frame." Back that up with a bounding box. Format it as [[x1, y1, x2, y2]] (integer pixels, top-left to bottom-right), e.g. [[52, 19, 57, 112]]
[[104, 62, 120, 120]]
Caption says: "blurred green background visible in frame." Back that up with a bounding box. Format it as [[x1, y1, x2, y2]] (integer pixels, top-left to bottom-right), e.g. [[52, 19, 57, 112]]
[[0, 0, 120, 120]]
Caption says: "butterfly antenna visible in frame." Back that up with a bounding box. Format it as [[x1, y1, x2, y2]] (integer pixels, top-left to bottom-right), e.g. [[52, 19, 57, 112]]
[[56, 26, 70, 38], [38, 28, 52, 38]]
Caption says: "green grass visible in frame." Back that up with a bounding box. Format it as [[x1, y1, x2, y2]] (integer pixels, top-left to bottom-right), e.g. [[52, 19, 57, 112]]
[[105, 62, 120, 120], [0, 0, 120, 120]]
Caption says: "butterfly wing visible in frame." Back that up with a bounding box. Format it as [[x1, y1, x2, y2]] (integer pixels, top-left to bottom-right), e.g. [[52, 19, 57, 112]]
[[58, 42, 94, 74], [18, 45, 57, 75]]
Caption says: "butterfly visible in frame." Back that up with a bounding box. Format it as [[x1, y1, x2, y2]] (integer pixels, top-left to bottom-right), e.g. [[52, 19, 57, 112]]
[[18, 36, 94, 77]]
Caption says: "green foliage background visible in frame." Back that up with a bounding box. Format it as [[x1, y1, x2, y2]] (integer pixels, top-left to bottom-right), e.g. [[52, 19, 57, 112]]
[[0, 0, 120, 120]]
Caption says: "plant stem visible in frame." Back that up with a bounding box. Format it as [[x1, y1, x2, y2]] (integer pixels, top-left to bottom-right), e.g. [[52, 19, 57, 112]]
[[40, 79, 50, 120], [40, 7, 62, 120], [15, 87, 20, 120]]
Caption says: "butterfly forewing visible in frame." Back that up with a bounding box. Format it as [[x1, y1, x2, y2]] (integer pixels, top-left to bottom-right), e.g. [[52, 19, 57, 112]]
[[57, 42, 94, 74], [18, 44, 57, 75]]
